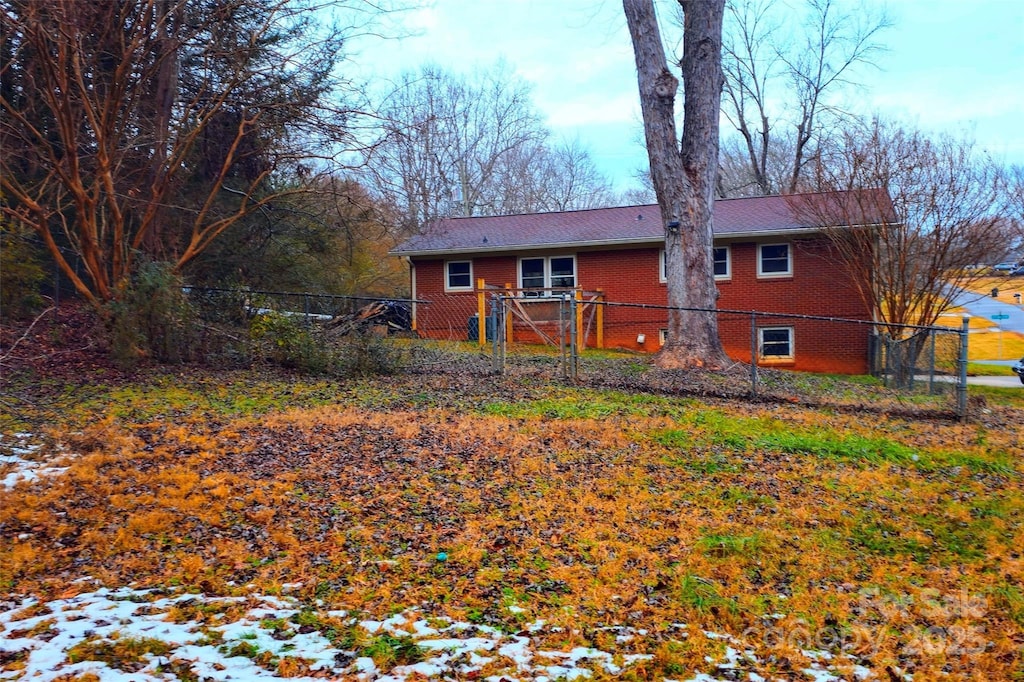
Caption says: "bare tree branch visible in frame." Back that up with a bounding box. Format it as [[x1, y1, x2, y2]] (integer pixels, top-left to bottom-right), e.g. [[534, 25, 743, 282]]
[[716, 0, 890, 196], [1, 0, 381, 306]]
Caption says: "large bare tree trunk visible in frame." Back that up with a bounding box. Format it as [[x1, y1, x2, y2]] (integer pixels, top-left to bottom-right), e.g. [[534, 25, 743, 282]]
[[623, 0, 728, 369]]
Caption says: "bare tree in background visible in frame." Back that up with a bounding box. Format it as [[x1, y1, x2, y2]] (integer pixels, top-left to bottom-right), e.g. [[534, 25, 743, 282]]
[[368, 63, 617, 233], [0, 0, 370, 307], [499, 139, 617, 213], [370, 64, 543, 231], [623, 0, 728, 369], [718, 0, 890, 196], [797, 117, 1011, 382], [1008, 166, 1024, 242]]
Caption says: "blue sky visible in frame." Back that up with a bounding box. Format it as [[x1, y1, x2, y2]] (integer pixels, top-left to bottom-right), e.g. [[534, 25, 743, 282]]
[[348, 0, 1024, 193]]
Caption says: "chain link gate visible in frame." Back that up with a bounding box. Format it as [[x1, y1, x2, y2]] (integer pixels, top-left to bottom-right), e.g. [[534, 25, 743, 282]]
[[489, 293, 580, 379]]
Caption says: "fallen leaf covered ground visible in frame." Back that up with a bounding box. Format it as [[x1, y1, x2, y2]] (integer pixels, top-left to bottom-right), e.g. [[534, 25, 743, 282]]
[[1, 320, 1023, 680]]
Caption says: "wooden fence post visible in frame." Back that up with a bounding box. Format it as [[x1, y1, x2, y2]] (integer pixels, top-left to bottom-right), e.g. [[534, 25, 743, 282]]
[[574, 288, 584, 351], [595, 289, 604, 349], [505, 283, 514, 344]]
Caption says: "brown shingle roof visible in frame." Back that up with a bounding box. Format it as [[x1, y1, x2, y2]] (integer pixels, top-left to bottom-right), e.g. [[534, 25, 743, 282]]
[[392, 190, 895, 256]]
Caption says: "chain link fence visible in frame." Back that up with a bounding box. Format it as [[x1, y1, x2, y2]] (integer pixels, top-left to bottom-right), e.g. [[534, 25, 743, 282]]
[[180, 286, 972, 419], [478, 294, 971, 419], [184, 287, 413, 328]]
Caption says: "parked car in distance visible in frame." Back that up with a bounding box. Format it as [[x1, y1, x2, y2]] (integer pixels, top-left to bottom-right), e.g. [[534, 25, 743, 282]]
[[1013, 356, 1024, 385], [993, 261, 1018, 273], [1010, 266, 1024, 277]]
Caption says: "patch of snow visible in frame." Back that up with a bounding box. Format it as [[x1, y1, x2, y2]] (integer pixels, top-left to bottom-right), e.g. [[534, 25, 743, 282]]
[[0, 585, 888, 681], [0, 433, 71, 491], [801, 668, 842, 682]]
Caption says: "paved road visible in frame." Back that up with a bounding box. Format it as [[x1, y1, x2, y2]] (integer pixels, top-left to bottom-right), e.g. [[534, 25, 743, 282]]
[[952, 287, 1024, 334], [967, 375, 1022, 388], [951, 288, 1024, 386], [930, 371, 1022, 388]]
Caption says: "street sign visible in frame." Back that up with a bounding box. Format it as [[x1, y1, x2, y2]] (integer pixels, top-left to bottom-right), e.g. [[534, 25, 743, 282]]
[[992, 313, 1010, 320]]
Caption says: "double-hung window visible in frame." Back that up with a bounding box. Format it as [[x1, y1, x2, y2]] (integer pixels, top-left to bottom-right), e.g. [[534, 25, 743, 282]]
[[660, 246, 731, 282], [445, 260, 473, 291], [757, 243, 791, 277], [519, 255, 576, 295], [713, 246, 731, 279], [759, 326, 794, 360]]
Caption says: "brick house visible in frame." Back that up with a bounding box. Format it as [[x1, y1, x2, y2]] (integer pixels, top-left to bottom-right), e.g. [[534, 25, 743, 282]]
[[391, 190, 892, 374]]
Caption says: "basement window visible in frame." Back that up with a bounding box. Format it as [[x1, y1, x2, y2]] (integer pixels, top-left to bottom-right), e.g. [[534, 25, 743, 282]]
[[759, 326, 794, 360]]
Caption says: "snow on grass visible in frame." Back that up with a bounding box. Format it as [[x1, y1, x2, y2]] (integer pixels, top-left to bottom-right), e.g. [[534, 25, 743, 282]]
[[0, 433, 69, 491], [0, 583, 884, 681]]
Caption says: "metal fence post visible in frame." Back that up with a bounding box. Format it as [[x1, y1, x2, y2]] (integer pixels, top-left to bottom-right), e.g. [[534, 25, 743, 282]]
[[490, 295, 500, 374], [569, 293, 579, 381], [883, 335, 892, 388], [501, 296, 508, 373], [558, 294, 568, 379], [957, 316, 969, 421], [750, 311, 758, 395], [928, 328, 937, 395]]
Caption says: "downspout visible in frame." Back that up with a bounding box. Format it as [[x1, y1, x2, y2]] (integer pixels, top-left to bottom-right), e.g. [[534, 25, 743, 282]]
[[405, 257, 417, 333]]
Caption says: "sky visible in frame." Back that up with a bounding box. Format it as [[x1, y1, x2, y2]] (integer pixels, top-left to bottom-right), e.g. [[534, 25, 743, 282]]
[[347, 0, 1024, 194]]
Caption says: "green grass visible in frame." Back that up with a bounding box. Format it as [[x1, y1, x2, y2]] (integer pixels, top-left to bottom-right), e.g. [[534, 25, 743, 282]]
[[44, 374, 345, 427], [479, 389, 691, 420], [360, 634, 424, 672], [923, 449, 1016, 475], [696, 533, 762, 557], [651, 409, 774, 452], [967, 362, 1018, 377], [654, 408, 1017, 477], [675, 575, 736, 614], [654, 410, 924, 467], [965, 384, 1024, 407], [990, 582, 1024, 627], [663, 451, 740, 475], [68, 636, 173, 667], [755, 431, 918, 466], [223, 641, 260, 659]]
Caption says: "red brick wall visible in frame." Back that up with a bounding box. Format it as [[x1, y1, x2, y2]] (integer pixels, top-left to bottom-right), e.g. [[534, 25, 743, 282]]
[[412, 256, 519, 341], [410, 237, 873, 374]]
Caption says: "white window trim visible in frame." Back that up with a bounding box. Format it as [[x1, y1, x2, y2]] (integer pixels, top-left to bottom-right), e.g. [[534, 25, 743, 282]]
[[660, 247, 731, 282], [757, 242, 792, 278], [444, 260, 473, 292], [758, 326, 795, 360], [518, 254, 577, 295], [713, 245, 731, 281]]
